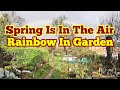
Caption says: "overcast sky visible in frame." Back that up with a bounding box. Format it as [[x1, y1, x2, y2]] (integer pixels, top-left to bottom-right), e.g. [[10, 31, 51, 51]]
[[15, 11, 106, 39], [1, 11, 107, 39], [15, 11, 102, 27]]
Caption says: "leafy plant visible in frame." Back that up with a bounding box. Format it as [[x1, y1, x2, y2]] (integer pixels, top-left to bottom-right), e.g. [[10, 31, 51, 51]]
[[1, 46, 50, 70]]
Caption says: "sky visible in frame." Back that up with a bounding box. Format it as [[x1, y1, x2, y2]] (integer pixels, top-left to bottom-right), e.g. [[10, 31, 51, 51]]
[[1, 11, 106, 39], [15, 11, 105, 39], [15, 11, 101, 27]]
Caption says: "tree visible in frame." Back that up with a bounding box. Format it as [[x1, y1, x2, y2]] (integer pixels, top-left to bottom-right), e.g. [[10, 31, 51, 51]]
[[99, 11, 120, 71], [0, 11, 25, 45], [99, 11, 120, 61], [52, 15, 74, 55], [0, 11, 25, 78]]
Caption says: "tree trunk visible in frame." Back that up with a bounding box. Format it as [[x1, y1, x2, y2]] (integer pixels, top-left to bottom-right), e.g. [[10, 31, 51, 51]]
[[106, 47, 112, 61], [104, 36, 113, 68], [106, 36, 113, 61]]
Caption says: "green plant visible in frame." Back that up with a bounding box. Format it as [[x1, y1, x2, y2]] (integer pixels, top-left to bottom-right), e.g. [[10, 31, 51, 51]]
[[25, 64, 52, 79], [2, 46, 50, 70]]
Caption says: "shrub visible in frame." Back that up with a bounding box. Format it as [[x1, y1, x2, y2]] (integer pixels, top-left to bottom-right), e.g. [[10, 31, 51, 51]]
[[1, 46, 50, 70], [25, 64, 52, 79]]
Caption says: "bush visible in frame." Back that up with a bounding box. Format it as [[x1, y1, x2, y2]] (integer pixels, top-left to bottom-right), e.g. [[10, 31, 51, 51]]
[[0, 46, 13, 67], [1, 46, 50, 70], [25, 64, 52, 79]]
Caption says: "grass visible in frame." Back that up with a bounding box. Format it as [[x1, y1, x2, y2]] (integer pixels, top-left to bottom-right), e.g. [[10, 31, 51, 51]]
[[50, 56, 68, 79], [51, 69, 68, 79], [24, 64, 52, 79]]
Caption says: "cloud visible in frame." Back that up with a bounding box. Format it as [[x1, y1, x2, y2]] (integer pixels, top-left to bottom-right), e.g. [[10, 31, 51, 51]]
[[15, 11, 103, 39], [27, 20, 52, 27]]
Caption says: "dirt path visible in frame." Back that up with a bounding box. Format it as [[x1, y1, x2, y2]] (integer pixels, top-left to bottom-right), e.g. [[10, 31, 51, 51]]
[[43, 68, 55, 79]]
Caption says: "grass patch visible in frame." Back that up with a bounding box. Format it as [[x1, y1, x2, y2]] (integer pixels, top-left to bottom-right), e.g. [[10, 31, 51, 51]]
[[51, 69, 68, 79], [24, 64, 52, 79]]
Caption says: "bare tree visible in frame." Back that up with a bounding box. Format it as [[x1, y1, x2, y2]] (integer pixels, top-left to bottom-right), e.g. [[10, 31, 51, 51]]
[[99, 11, 120, 68], [99, 11, 120, 41], [52, 15, 74, 55]]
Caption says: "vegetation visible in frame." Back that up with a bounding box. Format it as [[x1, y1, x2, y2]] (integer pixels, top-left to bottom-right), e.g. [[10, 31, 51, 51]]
[[0, 11, 25, 45], [1, 11, 120, 79], [24, 64, 52, 79], [99, 11, 120, 70], [2, 47, 49, 67], [0, 46, 51, 79], [52, 16, 74, 55], [51, 56, 68, 79]]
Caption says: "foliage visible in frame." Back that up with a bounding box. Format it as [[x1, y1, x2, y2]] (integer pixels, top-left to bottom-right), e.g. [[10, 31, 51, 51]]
[[1, 46, 50, 70], [0, 11, 25, 45], [50, 47, 101, 79], [25, 64, 52, 79], [67, 47, 100, 63], [51, 69, 68, 79], [99, 11, 120, 61], [0, 46, 13, 67], [51, 56, 68, 79]]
